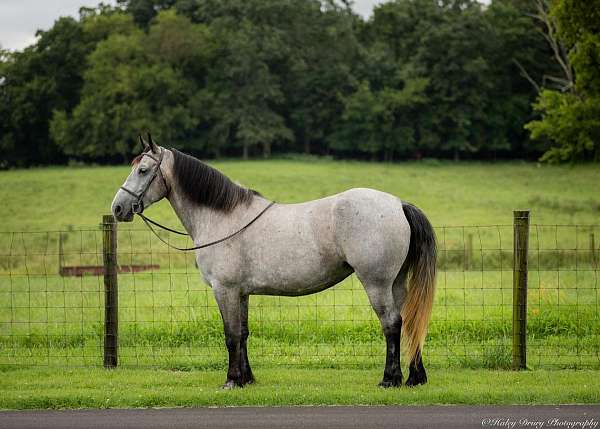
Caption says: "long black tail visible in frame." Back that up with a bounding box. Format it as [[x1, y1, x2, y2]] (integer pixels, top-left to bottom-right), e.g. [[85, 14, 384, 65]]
[[400, 202, 437, 363]]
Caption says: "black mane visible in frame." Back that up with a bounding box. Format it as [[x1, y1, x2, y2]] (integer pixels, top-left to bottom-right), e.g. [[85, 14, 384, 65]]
[[171, 149, 257, 212]]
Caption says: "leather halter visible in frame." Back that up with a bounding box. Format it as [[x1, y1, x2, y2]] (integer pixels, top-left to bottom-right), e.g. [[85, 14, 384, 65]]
[[120, 147, 276, 251], [120, 149, 169, 214]]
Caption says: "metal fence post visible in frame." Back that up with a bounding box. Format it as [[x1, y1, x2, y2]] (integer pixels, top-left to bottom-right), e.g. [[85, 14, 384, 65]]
[[465, 233, 473, 270], [102, 214, 118, 368], [512, 210, 529, 370], [591, 233, 596, 269]]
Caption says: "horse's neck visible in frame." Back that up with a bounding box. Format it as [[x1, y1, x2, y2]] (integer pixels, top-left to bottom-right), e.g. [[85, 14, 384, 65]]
[[166, 186, 260, 243], [167, 189, 218, 241]]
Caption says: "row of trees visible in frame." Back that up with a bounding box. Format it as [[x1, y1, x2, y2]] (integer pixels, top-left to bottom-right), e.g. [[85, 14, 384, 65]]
[[0, 0, 598, 166]]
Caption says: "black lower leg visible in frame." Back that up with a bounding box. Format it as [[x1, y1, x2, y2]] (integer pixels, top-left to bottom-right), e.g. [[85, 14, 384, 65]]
[[379, 321, 402, 388], [240, 329, 254, 384], [224, 334, 243, 388], [239, 295, 254, 385], [406, 351, 427, 386]]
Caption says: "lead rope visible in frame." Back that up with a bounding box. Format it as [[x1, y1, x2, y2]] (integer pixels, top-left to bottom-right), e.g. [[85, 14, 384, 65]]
[[137, 213, 188, 236], [137, 201, 276, 251]]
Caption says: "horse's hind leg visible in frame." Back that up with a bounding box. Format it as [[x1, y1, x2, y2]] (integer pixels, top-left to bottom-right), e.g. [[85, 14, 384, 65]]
[[240, 294, 255, 385], [406, 351, 427, 386], [359, 274, 403, 387]]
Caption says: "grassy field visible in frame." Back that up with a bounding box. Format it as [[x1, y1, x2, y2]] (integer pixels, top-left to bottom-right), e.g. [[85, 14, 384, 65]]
[[1, 367, 599, 409], [1, 159, 600, 231], [0, 160, 599, 407]]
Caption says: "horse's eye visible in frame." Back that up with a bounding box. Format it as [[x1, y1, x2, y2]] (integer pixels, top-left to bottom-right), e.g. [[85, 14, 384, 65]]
[[139, 167, 147, 174]]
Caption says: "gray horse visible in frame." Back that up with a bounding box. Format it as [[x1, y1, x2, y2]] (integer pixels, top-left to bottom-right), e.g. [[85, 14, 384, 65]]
[[112, 136, 436, 388]]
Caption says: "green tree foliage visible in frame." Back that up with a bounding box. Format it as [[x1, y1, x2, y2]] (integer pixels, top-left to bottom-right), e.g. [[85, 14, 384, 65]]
[[0, 17, 88, 166], [330, 71, 428, 160], [477, 0, 551, 157], [332, 0, 553, 160], [527, 91, 600, 162], [50, 11, 211, 161], [116, 0, 176, 28], [284, 1, 361, 155], [414, 1, 493, 159], [175, 0, 358, 158], [197, 6, 292, 159], [0, 0, 577, 166], [0, 6, 136, 166], [525, 0, 600, 162]]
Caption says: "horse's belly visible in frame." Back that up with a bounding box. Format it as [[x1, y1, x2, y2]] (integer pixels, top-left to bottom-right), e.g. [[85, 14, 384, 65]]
[[249, 262, 354, 296], [241, 228, 353, 296]]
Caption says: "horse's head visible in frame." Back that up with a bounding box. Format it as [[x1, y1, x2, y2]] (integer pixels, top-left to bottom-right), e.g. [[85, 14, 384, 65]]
[[111, 134, 170, 222]]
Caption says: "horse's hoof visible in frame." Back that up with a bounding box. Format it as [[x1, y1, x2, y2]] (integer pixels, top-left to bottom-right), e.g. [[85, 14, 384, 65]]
[[241, 373, 255, 386], [405, 374, 427, 387], [378, 375, 402, 388], [222, 380, 242, 389]]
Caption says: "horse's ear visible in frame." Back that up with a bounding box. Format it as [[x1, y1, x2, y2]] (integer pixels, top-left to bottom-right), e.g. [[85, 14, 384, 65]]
[[139, 134, 149, 152], [147, 132, 158, 154]]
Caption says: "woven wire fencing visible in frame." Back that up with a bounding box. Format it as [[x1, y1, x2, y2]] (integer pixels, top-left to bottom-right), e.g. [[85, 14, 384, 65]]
[[0, 223, 598, 369]]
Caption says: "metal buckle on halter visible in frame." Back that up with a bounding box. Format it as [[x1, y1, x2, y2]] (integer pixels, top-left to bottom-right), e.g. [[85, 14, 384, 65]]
[[132, 200, 144, 214]]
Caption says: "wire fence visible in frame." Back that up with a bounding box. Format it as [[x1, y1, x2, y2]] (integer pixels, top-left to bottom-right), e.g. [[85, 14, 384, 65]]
[[0, 218, 598, 369]]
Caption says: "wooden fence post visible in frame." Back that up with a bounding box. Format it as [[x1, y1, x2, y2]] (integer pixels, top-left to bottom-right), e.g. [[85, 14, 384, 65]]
[[102, 214, 118, 368], [58, 232, 65, 275], [512, 210, 529, 370]]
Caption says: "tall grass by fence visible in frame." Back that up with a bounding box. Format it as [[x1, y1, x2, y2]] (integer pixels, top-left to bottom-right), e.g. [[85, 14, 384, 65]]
[[0, 214, 598, 370]]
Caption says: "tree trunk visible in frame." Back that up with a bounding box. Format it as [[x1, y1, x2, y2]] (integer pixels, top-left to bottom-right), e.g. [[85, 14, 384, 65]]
[[453, 149, 460, 161], [303, 136, 310, 155], [243, 143, 248, 160], [262, 141, 271, 159]]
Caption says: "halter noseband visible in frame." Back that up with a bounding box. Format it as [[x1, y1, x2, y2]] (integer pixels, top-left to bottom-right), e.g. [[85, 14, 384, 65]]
[[120, 148, 169, 214]]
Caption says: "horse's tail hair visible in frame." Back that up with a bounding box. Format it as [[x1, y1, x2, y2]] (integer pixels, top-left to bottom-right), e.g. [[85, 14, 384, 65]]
[[400, 201, 436, 363]]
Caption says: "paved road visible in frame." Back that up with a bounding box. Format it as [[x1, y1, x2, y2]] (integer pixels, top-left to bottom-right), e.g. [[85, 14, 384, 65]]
[[1, 405, 599, 429]]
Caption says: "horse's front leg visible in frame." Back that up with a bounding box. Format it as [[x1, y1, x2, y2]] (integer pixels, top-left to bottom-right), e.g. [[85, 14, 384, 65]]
[[240, 294, 255, 384], [213, 285, 243, 388]]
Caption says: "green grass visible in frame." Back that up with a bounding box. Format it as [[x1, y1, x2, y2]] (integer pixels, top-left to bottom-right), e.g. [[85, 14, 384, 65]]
[[1, 160, 599, 231], [1, 367, 599, 409]]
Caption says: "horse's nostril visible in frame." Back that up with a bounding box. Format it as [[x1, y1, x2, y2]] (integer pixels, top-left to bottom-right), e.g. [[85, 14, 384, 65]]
[[114, 204, 123, 215]]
